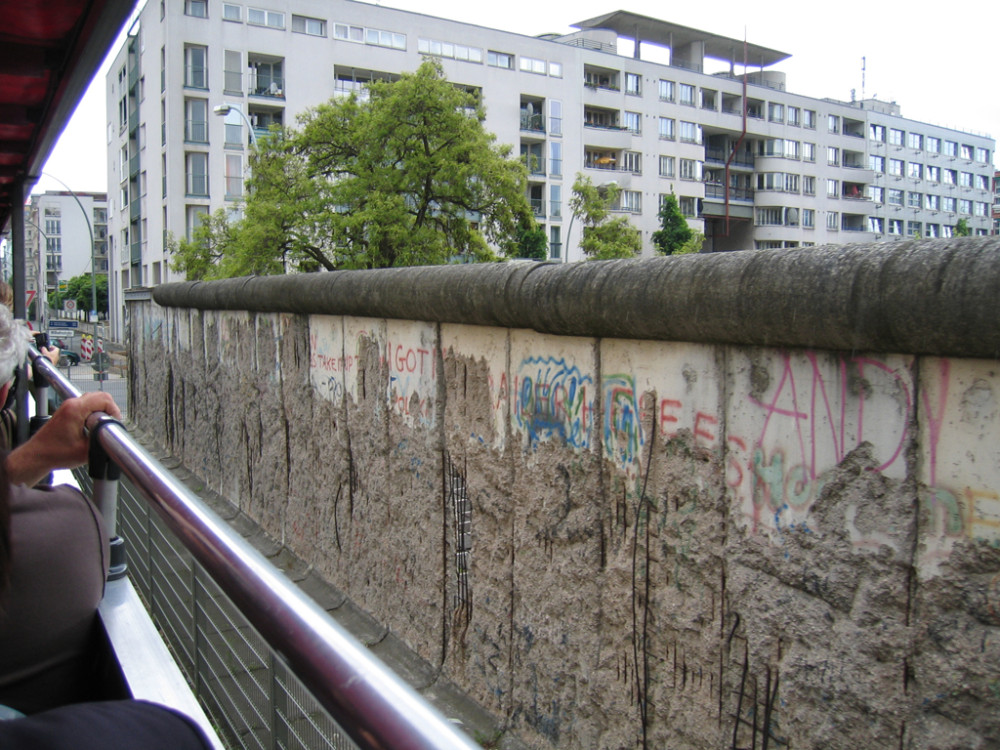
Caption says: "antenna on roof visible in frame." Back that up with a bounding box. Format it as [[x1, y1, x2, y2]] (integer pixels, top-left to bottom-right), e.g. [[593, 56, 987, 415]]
[[861, 56, 866, 104]]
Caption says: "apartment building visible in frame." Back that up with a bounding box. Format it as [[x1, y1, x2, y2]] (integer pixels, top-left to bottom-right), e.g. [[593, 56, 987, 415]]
[[105, 1, 995, 340], [25, 191, 109, 318]]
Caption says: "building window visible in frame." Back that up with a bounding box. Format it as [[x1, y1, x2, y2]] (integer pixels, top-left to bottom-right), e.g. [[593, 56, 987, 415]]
[[549, 141, 561, 176], [223, 3, 241, 21], [959, 199, 972, 214], [678, 197, 696, 217], [185, 205, 209, 240], [184, 98, 208, 142], [827, 179, 839, 198], [679, 121, 700, 143], [803, 109, 815, 129], [888, 158, 903, 176], [960, 144, 974, 160], [548, 62, 562, 78], [926, 165, 940, 182], [907, 132, 923, 150], [942, 196, 956, 212], [679, 83, 695, 106], [658, 117, 675, 140], [868, 185, 883, 203], [802, 208, 814, 227], [870, 124, 885, 142], [975, 147, 990, 163], [756, 207, 783, 226], [659, 155, 674, 178], [292, 15, 326, 36], [888, 188, 904, 206], [888, 128, 904, 146], [925, 223, 939, 237], [679, 158, 699, 180], [768, 102, 783, 122], [225, 154, 243, 199], [827, 212, 839, 230], [925, 136, 940, 153], [959, 172, 973, 188], [620, 190, 641, 213], [248, 7, 284, 28], [548, 100, 562, 137], [803, 143, 815, 162], [867, 216, 883, 233], [185, 0, 207, 17], [417, 39, 483, 63], [184, 45, 207, 88], [784, 140, 800, 159], [364, 27, 405, 49], [908, 162, 923, 180], [625, 73, 641, 95], [908, 191, 922, 208], [827, 114, 839, 133], [334, 23, 364, 42], [975, 174, 989, 190], [621, 151, 641, 174], [624, 111, 641, 134], [943, 141, 958, 157], [787, 106, 800, 127], [549, 226, 561, 260], [549, 184, 561, 218], [943, 169, 957, 185], [803, 176, 815, 195], [519, 56, 547, 75], [186, 152, 209, 196], [658, 79, 674, 101], [869, 155, 884, 172], [907, 221, 922, 237], [223, 50, 242, 94], [487, 51, 513, 69], [925, 194, 939, 210], [827, 146, 839, 166]]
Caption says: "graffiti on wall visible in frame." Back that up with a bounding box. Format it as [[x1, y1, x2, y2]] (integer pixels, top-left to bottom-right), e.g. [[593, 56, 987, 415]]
[[514, 356, 594, 449]]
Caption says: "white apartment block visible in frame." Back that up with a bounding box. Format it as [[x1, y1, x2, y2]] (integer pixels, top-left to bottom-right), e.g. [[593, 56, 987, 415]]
[[105, 1, 995, 340], [25, 191, 109, 316]]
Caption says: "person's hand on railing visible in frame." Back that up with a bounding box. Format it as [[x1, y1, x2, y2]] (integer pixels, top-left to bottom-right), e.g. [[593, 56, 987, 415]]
[[40, 345, 59, 366], [5, 392, 121, 487]]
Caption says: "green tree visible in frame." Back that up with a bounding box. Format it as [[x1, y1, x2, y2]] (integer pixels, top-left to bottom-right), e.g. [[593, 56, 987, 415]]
[[515, 220, 548, 260], [568, 174, 640, 260], [172, 60, 531, 279], [954, 218, 971, 236], [652, 192, 694, 255], [46, 274, 109, 315]]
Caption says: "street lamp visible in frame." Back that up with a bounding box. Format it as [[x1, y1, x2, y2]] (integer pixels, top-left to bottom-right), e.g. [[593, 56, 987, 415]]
[[213, 104, 257, 146]]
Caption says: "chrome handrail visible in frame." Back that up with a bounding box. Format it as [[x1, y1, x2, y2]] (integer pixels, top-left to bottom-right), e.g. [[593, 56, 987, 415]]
[[28, 349, 479, 750]]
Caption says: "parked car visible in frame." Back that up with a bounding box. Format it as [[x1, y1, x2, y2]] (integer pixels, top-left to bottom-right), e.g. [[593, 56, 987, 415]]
[[59, 350, 80, 366]]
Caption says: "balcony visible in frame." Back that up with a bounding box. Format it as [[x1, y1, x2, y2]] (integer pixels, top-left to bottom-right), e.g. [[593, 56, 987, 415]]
[[583, 65, 620, 92], [705, 147, 754, 169], [248, 55, 285, 99], [704, 183, 754, 202]]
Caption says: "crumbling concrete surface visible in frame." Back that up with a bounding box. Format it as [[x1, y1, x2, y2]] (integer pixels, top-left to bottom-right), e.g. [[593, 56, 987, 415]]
[[135, 240, 1000, 748]]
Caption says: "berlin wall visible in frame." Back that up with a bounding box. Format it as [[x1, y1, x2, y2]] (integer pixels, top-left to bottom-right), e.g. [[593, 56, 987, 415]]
[[131, 238, 1000, 749]]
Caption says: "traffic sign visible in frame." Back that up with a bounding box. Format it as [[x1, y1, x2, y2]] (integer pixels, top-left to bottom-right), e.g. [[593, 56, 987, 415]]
[[25, 290, 35, 309], [49, 320, 79, 329], [64, 299, 77, 311]]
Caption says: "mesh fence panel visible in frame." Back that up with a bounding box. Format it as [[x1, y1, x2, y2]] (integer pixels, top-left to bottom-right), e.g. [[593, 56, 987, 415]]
[[75, 469, 360, 750]]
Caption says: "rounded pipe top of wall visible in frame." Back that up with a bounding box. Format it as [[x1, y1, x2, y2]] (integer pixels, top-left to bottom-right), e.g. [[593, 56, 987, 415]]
[[152, 238, 1000, 359]]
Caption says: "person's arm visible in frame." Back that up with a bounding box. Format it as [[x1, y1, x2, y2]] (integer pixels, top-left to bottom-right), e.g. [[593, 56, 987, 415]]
[[5, 392, 122, 487]]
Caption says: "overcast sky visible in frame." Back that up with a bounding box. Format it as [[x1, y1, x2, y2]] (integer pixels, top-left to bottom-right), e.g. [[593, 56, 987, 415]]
[[34, 0, 997, 196]]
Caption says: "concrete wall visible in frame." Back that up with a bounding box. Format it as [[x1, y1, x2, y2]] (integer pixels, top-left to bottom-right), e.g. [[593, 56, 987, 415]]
[[132, 239, 1000, 749]]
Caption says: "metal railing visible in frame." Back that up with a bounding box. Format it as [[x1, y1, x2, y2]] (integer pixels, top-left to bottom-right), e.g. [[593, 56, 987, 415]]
[[29, 348, 479, 750]]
